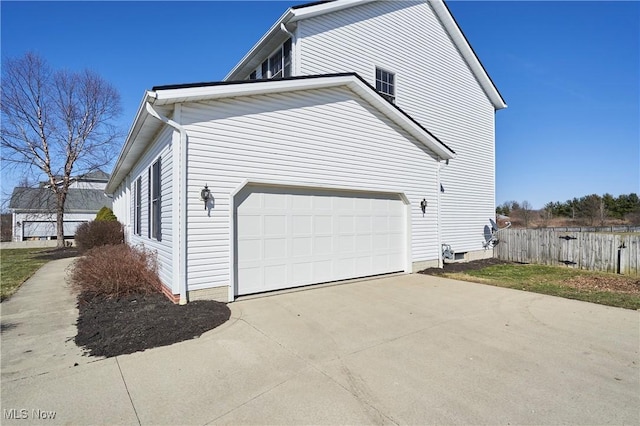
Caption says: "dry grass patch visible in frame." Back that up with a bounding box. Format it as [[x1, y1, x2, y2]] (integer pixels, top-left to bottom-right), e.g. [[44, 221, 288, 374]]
[[421, 261, 640, 310]]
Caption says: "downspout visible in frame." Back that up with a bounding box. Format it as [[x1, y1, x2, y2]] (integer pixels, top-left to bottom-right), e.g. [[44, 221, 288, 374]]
[[280, 23, 297, 75], [280, 22, 294, 38], [145, 101, 189, 305], [437, 158, 443, 268]]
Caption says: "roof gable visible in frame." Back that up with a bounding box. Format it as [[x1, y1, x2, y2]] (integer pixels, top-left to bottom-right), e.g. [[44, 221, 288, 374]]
[[107, 73, 455, 194], [224, 0, 506, 110]]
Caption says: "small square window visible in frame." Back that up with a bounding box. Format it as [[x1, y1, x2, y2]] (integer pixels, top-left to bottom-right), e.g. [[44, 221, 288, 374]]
[[249, 71, 257, 80], [375, 67, 395, 103]]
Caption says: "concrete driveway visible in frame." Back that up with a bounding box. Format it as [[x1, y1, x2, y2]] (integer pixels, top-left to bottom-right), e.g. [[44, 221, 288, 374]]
[[2, 260, 639, 425]]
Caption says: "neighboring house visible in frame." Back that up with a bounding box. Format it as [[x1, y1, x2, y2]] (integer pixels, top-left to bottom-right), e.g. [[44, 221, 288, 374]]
[[9, 171, 111, 241], [107, 0, 506, 303]]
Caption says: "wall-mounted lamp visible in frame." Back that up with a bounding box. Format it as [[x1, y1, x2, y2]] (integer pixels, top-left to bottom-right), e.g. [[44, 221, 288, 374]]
[[200, 184, 212, 210], [420, 198, 427, 216]]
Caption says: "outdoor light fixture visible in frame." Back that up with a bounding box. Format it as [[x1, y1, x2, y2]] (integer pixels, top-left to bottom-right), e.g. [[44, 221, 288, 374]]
[[200, 184, 212, 210], [420, 198, 427, 216]]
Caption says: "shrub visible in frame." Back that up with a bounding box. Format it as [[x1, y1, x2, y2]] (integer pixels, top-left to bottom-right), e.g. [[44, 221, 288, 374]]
[[70, 244, 162, 298], [75, 220, 124, 253], [96, 207, 118, 222]]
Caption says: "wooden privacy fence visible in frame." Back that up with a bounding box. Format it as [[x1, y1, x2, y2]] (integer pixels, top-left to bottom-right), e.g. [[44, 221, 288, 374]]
[[494, 229, 640, 276]]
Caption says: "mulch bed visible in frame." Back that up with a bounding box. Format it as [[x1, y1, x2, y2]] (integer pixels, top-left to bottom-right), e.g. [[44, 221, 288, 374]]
[[75, 292, 231, 358], [418, 257, 513, 275]]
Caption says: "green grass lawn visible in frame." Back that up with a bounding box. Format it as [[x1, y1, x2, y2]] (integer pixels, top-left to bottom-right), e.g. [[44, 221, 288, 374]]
[[444, 264, 640, 310], [1, 248, 48, 301]]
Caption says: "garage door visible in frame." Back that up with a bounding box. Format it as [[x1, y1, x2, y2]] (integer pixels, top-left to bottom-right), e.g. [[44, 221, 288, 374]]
[[23, 221, 88, 238], [236, 186, 406, 295]]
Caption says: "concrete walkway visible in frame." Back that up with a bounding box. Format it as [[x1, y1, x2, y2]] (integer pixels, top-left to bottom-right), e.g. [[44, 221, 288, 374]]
[[1, 259, 639, 425], [1, 257, 88, 381]]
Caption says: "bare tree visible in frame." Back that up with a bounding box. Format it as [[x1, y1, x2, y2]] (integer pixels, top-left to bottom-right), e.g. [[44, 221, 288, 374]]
[[581, 194, 601, 226], [520, 200, 533, 228], [1, 52, 121, 247]]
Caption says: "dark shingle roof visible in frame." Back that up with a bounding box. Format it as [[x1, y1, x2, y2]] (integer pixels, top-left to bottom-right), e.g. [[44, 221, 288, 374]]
[[291, 0, 334, 10], [79, 170, 110, 181], [9, 187, 111, 213]]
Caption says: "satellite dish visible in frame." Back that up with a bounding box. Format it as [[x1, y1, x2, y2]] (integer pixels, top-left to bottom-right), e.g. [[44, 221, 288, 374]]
[[483, 225, 492, 243], [489, 218, 498, 232]]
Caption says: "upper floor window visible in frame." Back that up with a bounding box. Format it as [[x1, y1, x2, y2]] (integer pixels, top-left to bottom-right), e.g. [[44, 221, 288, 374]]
[[249, 71, 257, 80], [283, 38, 292, 77], [375, 67, 395, 103], [256, 39, 292, 80], [269, 49, 283, 78]]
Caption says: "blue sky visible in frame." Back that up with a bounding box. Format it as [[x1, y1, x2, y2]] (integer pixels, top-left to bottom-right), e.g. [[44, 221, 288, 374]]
[[2, 1, 638, 209]]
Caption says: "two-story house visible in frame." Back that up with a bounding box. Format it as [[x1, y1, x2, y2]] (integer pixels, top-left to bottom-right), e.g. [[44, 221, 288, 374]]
[[107, 0, 506, 304]]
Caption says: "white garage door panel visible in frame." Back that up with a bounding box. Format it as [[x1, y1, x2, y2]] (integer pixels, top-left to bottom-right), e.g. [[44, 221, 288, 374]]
[[23, 222, 56, 238], [236, 187, 405, 295], [23, 221, 87, 238]]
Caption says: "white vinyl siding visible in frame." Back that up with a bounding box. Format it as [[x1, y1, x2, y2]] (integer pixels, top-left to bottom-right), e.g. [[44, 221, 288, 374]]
[[297, 0, 496, 253], [124, 126, 174, 288], [183, 87, 439, 291], [69, 181, 107, 190]]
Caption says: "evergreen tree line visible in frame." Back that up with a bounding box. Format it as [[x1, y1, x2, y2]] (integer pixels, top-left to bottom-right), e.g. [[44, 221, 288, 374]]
[[496, 193, 640, 225]]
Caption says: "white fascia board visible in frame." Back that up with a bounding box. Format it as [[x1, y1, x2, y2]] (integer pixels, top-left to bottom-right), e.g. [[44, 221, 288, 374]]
[[235, 178, 410, 205], [151, 75, 356, 105], [288, 0, 375, 22], [430, 0, 507, 110], [347, 80, 455, 160]]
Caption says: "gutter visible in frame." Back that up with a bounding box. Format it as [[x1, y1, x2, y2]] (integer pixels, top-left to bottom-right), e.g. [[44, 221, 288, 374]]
[[145, 100, 189, 305], [280, 22, 294, 38]]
